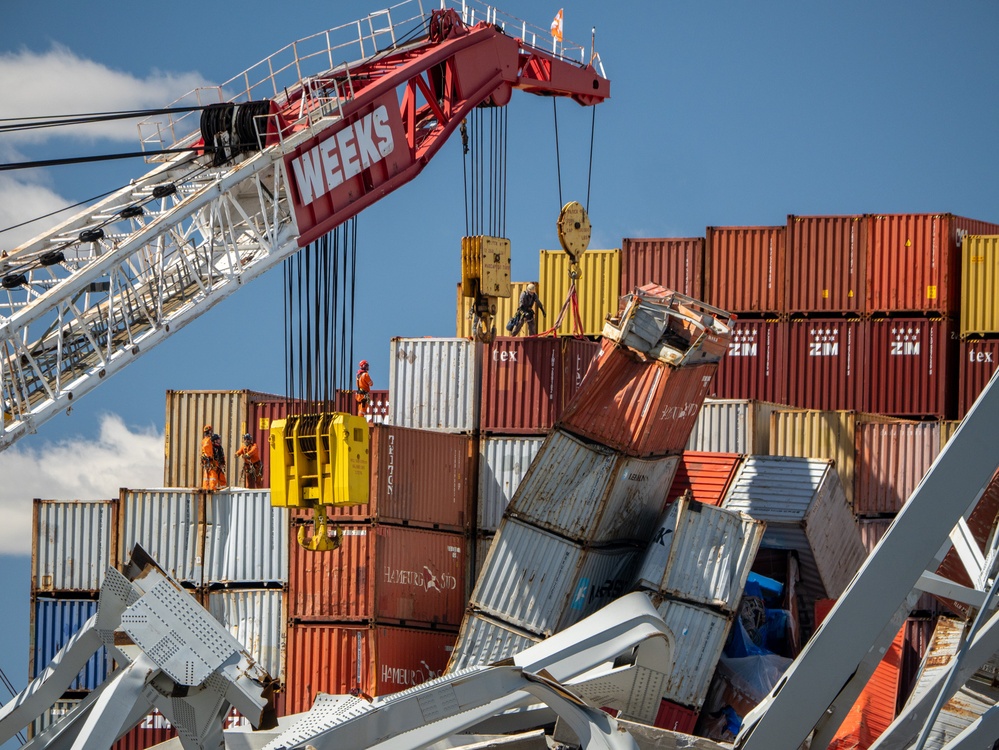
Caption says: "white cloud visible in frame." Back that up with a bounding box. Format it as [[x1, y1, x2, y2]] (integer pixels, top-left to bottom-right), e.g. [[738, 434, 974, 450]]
[[0, 414, 164, 555], [0, 175, 73, 248]]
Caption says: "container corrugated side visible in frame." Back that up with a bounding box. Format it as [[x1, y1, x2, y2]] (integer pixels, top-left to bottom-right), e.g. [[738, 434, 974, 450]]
[[868, 317, 957, 418], [653, 597, 733, 709], [284, 622, 456, 713], [471, 517, 640, 637], [31, 598, 108, 691], [854, 422, 940, 516], [786, 319, 869, 412], [561, 338, 601, 410], [710, 319, 788, 404], [478, 436, 544, 533], [539, 249, 620, 336], [938, 419, 960, 449], [446, 611, 541, 673], [32, 499, 116, 593], [857, 519, 939, 613], [203, 490, 287, 585], [785, 215, 866, 313], [480, 337, 561, 434], [958, 338, 999, 419], [113, 711, 177, 750], [652, 700, 700, 734], [665, 452, 743, 507], [620, 237, 704, 300], [506, 429, 679, 545], [705, 226, 785, 314], [389, 337, 480, 432], [30, 698, 82, 741], [900, 617, 935, 712], [456, 281, 530, 339], [961, 235, 999, 336], [686, 399, 778, 454], [118, 488, 204, 586], [207, 589, 285, 681]]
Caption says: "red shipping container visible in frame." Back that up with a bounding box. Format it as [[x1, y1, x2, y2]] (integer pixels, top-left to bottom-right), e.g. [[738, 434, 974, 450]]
[[786, 318, 869, 411], [113, 710, 176, 750], [867, 318, 957, 417], [558, 340, 718, 457], [866, 213, 999, 314], [710, 318, 788, 403], [620, 237, 704, 299], [786, 215, 866, 313], [654, 699, 699, 733], [562, 337, 601, 411], [288, 524, 467, 627], [665, 452, 742, 507], [899, 618, 935, 712], [854, 422, 940, 516], [284, 622, 456, 713], [958, 338, 999, 418], [705, 226, 785, 314]]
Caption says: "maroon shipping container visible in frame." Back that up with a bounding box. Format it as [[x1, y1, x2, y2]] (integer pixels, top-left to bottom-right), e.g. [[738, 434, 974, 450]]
[[562, 337, 601, 410], [558, 340, 718, 457], [786, 318, 869, 411], [959, 338, 999, 418], [288, 524, 467, 627], [705, 226, 785, 314], [620, 237, 704, 299], [654, 699, 699, 733], [854, 422, 940, 516], [786, 215, 866, 313], [899, 618, 935, 712], [867, 318, 957, 418], [284, 622, 456, 713], [666, 452, 742, 507], [113, 710, 176, 750], [710, 318, 788, 404]]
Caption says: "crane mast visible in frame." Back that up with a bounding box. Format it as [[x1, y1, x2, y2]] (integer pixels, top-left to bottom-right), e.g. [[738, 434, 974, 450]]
[[0, 1, 609, 452]]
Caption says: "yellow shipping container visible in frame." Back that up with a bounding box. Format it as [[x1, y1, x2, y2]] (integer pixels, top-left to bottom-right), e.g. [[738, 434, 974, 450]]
[[455, 281, 531, 338], [538, 249, 621, 337], [768, 409, 899, 506], [938, 419, 961, 450], [961, 235, 999, 337]]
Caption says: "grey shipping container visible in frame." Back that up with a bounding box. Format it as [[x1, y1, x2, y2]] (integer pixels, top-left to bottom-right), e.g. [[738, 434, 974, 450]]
[[118, 488, 205, 586], [207, 588, 286, 681], [389, 337, 481, 432], [685, 399, 779, 454], [204, 489, 288, 585], [446, 610, 541, 673], [32, 499, 117, 593], [478, 436, 544, 533]]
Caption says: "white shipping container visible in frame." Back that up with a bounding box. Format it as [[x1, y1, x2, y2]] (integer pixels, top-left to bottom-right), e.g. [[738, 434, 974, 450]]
[[30, 698, 82, 740], [204, 490, 288, 585], [32, 499, 116, 592], [478, 436, 544, 533], [389, 338, 481, 432], [446, 610, 541, 673], [654, 596, 733, 709], [471, 517, 640, 637], [506, 430, 680, 545], [207, 589, 286, 681], [636, 497, 764, 613], [118, 488, 204, 586], [686, 399, 779, 454]]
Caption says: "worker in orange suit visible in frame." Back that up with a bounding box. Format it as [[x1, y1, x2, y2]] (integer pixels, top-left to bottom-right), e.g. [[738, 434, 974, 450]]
[[355, 359, 373, 418], [201, 424, 223, 490], [236, 432, 263, 488]]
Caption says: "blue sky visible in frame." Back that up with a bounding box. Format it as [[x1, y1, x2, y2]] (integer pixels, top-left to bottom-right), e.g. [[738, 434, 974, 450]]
[[2, 0, 999, 739]]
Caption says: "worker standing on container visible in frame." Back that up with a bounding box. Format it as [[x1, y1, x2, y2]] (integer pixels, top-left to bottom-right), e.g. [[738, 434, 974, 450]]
[[201, 424, 222, 490], [236, 433, 263, 488], [356, 360, 373, 418], [212, 431, 227, 489], [511, 283, 546, 336]]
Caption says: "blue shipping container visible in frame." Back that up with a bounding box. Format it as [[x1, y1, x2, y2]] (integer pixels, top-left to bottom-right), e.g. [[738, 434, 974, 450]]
[[32, 598, 109, 691]]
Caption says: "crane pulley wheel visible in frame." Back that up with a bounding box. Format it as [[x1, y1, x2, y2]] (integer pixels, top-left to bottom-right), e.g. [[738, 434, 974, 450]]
[[557, 201, 591, 265]]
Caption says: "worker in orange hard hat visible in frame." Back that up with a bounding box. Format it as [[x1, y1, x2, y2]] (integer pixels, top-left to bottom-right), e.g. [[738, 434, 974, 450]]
[[201, 424, 222, 491], [236, 433, 263, 489], [355, 359, 373, 418], [510, 282, 546, 336]]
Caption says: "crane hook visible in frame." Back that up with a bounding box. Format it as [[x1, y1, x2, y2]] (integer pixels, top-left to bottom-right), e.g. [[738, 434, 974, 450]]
[[297, 506, 342, 552]]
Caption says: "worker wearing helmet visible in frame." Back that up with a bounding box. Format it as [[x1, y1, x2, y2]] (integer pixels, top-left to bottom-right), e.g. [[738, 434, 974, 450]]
[[511, 282, 546, 336], [201, 424, 224, 491], [236, 433, 263, 489], [356, 360, 373, 418]]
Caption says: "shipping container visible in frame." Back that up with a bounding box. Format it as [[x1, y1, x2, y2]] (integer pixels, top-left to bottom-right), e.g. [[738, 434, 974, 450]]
[[710, 319, 788, 404], [284, 622, 456, 713], [705, 226, 785, 314], [652, 700, 700, 734], [32, 499, 116, 593], [857, 518, 939, 614], [118, 488, 204, 587], [478, 436, 544, 533], [620, 237, 704, 300], [652, 596, 733, 709], [867, 214, 999, 315], [867, 317, 957, 418], [899, 617, 935, 713], [456, 281, 530, 339], [203, 490, 287, 585], [785, 215, 866, 313], [958, 338, 999, 419], [635, 497, 764, 613], [786, 318, 869, 411], [288, 524, 467, 627], [471, 517, 640, 637], [446, 610, 541, 673], [559, 340, 717, 458], [938, 419, 960, 449], [961, 235, 999, 336], [389, 338, 481, 433], [164, 389, 285, 488], [665, 452, 743, 507], [112, 709, 176, 750], [506, 429, 679, 545], [539, 249, 620, 337], [30, 698, 82, 741], [854, 422, 940, 516], [31, 597, 109, 691], [721, 456, 867, 638], [207, 589, 285, 681], [686, 399, 779, 454]]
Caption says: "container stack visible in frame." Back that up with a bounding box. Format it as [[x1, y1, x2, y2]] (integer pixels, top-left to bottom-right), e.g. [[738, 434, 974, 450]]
[[960, 234, 999, 418]]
